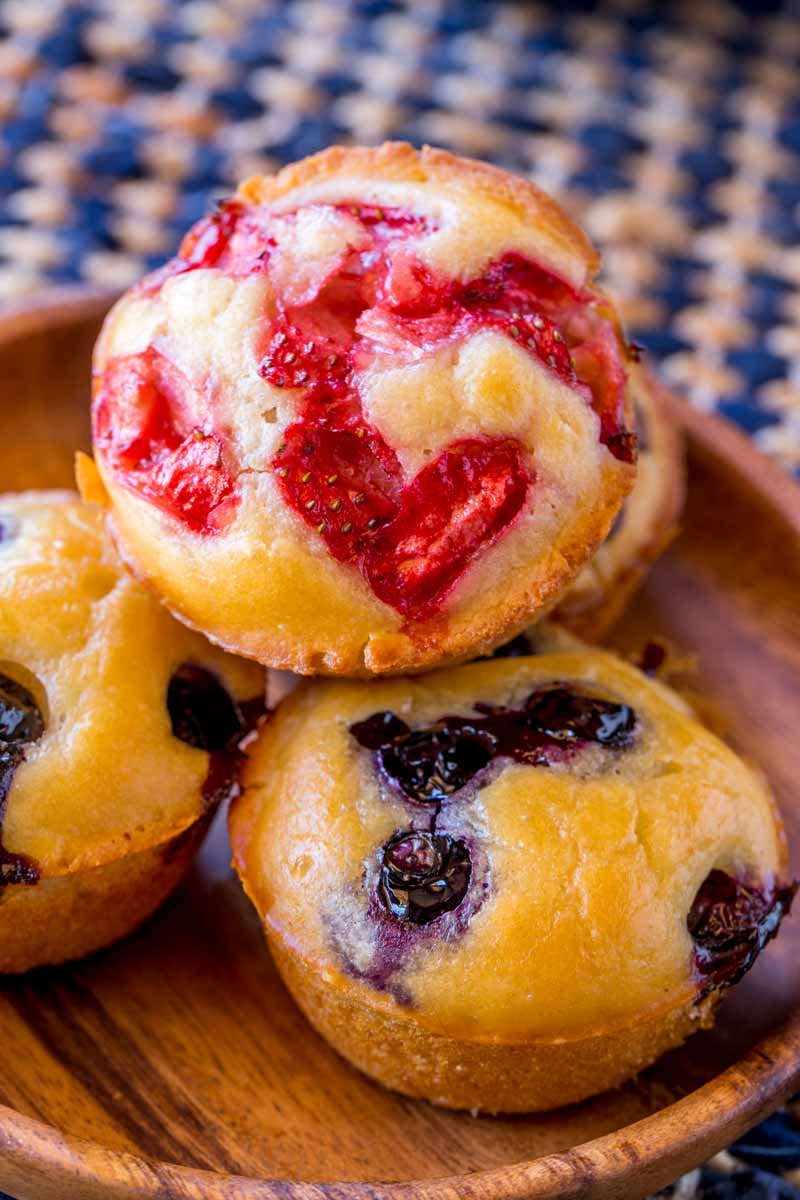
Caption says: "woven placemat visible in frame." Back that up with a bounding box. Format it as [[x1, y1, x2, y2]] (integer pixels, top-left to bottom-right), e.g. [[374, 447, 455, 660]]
[[0, 1, 797, 1197]]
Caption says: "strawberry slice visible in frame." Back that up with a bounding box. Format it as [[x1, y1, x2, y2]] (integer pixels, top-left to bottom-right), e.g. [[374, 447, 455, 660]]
[[93, 349, 237, 534], [459, 256, 631, 453], [479, 308, 575, 383], [179, 202, 273, 275], [366, 439, 531, 620], [274, 414, 530, 619], [358, 254, 578, 389], [456, 256, 578, 387], [259, 313, 351, 395], [273, 400, 402, 562], [140, 201, 272, 291], [178, 202, 246, 269], [93, 349, 179, 470], [147, 434, 236, 532], [377, 254, 444, 317], [461, 253, 576, 311], [344, 204, 430, 236]]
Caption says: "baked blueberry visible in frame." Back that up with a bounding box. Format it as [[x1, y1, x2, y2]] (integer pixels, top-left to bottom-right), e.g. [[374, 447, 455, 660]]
[[0, 674, 43, 747], [349, 710, 410, 749], [0, 673, 45, 887], [523, 687, 635, 746], [689, 869, 796, 993], [168, 663, 247, 753], [373, 722, 495, 804], [379, 831, 471, 925], [351, 685, 636, 802]]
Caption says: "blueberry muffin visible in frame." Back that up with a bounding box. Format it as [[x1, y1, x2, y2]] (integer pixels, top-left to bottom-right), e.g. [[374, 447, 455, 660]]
[[89, 142, 636, 676], [553, 365, 685, 639], [0, 491, 265, 972], [230, 650, 794, 1112]]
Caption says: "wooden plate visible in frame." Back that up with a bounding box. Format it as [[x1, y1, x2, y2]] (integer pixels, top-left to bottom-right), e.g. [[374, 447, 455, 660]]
[[0, 289, 798, 1200]]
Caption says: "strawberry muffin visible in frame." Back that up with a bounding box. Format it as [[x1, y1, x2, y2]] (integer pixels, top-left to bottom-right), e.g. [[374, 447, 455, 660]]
[[0, 490, 265, 972], [231, 649, 794, 1112], [89, 143, 636, 675]]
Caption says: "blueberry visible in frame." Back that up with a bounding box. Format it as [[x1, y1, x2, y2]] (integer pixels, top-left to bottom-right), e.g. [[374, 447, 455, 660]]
[[350, 710, 410, 750], [350, 687, 637, 803], [378, 722, 496, 804], [0, 673, 44, 887], [688, 869, 797, 993], [379, 831, 471, 925], [525, 687, 636, 747], [167, 664, 244, 752], [0, 674, 44, 746]]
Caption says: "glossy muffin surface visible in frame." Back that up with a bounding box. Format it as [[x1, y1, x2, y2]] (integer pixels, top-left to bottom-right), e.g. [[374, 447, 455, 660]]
[[0, 491, 264, 901], [91, 143, 636, 675], [231, 651, 792, 1108]]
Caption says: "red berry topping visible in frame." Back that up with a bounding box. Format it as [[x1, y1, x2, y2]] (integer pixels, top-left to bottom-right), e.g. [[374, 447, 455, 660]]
[[478, 306, 575, 382], [457, 256, 577, 388], [259, 314, 350, 395], [94, 348, 176, 471], [274, 402, 402, 564], [345, 204, 430, 236], [273, 398, 529, 617], [356, 252, 629, 456], [366, 439, 531, 619], [449, 255, 630, 457], [146, 435, 235, 531], [178, 202, 246, 270], [140, 200, 272, 291], [93, 348, 237, 534]]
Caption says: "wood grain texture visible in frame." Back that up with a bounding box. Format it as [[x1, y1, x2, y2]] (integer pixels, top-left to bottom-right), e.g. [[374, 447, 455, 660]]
[[0, 289, 797, 1200]]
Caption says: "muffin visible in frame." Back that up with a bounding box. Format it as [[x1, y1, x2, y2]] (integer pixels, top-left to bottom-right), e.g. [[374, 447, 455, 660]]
[[230, 649, 794, 1112], [89, 142, 637, 676], [0, 491, 265, 973], [552, 364, 685, 639]]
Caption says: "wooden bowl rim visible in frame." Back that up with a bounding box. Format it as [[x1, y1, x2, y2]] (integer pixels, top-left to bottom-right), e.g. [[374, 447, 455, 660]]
[[0, 286, 798, 1200]]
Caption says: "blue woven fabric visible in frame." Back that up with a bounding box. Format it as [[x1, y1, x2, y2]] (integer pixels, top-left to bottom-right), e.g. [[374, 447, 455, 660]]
[[0, 1, 797, 1195]]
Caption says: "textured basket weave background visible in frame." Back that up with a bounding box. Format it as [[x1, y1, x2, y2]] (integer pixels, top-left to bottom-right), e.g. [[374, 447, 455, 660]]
[[0, 0, 798, 1197]]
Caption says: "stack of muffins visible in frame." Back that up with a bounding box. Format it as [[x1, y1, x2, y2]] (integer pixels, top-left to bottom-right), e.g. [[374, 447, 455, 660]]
[[1, 144, 794, 1114]]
